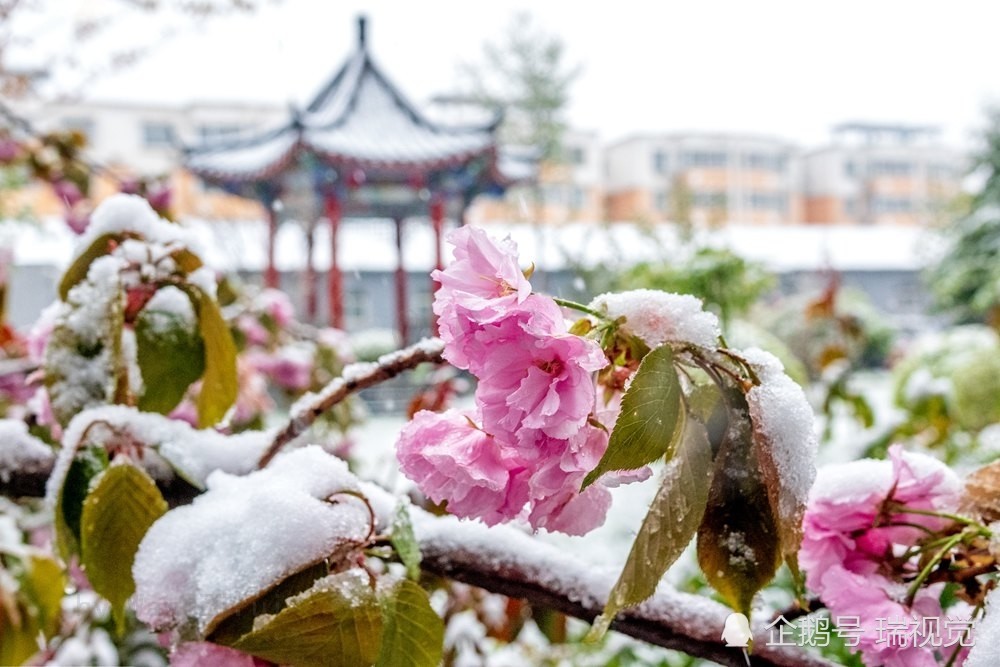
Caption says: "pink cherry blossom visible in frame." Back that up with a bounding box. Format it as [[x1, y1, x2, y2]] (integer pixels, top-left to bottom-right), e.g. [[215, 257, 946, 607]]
[[250, 347, 314, 392], [396, 409, 524, 526], [432, 226, 531, 369], [258, 288, 295, 328], [170, 642, 267, 667], [800, 445, 966, 666], [475, 315, 606, 447]]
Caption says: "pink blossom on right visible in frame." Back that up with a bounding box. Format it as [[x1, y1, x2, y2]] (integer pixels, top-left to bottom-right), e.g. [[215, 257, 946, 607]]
[[800, 445, 966, 666]]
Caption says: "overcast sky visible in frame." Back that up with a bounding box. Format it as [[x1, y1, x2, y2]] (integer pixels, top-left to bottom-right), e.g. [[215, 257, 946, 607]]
[[19, 0, 1000, 149]]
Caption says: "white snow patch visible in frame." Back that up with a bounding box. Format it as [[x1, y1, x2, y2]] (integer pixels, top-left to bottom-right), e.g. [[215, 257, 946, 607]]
[[132, 446, 370, 633], [589, 289, 720, 349], [966, 586, 1000, 667], [74, 194, 201, 262], [743, 347, 818, 522], [45, 406, 271, 509], [0, 420, 53, 482]]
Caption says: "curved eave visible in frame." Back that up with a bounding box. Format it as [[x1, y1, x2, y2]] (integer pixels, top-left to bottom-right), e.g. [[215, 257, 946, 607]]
[[305, 137, 496, 174], [184, 132, 302, 185]]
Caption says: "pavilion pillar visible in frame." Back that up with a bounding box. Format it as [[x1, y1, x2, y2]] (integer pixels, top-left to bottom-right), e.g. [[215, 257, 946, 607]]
[[264, 205, 279, 289], [303, 220, 318, 323], [324, 193, 344, 330], [394, 216, 409, 346], [429, 194, 445, 335]]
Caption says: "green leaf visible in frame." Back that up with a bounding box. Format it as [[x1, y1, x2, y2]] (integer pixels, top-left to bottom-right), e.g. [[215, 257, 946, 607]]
[[81, 461, 168, 633], [583, 345, 683, 488], [20, 555, 67, 639], [375, 579, 444, 667], [58, 233, 121, 300], [696, 398, 781, 615], [589, 420, 714, 639], [208, 560, 330, 645], [0, 600, 40, 666], [55, 445, 109, 559], [135, 304, 206, 415], [0, 553, 68, 665], [170, 248, 204, 274], [182, 286, 238, 427], [390, 503, 422, 581], [233, 571, 383, 667]]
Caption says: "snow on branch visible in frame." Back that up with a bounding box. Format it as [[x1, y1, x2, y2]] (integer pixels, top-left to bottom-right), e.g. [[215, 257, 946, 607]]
[[257, 337, 445, 467], [358, 482, 835, 667]]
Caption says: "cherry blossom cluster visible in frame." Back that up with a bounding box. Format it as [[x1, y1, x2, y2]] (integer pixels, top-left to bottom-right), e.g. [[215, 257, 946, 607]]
[[800, 445, 972, 666], [396, 227, 631, 535]]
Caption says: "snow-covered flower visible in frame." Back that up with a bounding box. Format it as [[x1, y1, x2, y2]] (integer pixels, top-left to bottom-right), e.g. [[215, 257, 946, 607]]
[[800, 445, 965, 666]]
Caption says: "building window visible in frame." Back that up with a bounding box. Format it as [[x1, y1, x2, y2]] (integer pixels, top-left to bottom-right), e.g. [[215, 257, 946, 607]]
[[143, 122, 176, 147], [198, 124, 245, 143], [743, 153, 786, 171], [693, 191, 727, 208], [747, 192, 786, 211], [62, 116, 94, 138], [869, 161, 913, 177], [568, 186, 584, 210], [845, 161, 857, 178], [653, 150, 669, 174], [872, 196, 913, 213], [567, 147, 585, 165], [682, 151, 727, 168]]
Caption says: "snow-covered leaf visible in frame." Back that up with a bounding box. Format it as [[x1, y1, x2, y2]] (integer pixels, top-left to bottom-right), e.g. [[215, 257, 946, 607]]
[[591, 419, 713, 639], [136, 304, 205, 415], [375, 579, 444, 667], [696, 396, 781, 615], [208, 561, 329, 646], [583, 345, 683, 488], [743, 347, 818, 573], [81, 461, 167, 633], [391, 503, 422, 581], [232, 570, 382, 667], [58, 232, 120, 300], [182, 286, 237, 427]]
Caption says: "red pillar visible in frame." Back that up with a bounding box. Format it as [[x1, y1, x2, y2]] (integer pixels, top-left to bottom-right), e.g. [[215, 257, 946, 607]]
[[324, 194, 344, 330], [264, 205, 279, 289], [394, 216, 409, 346], [429, 194, 445, 335], [304, 220, 317, 323]]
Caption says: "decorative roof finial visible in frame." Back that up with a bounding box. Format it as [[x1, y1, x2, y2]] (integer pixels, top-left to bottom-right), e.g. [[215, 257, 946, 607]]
[[358, 15, 367, 49]]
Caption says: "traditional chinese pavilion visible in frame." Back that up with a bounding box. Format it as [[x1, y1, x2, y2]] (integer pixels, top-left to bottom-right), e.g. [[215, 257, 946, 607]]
[[184, 16, 530, 343]]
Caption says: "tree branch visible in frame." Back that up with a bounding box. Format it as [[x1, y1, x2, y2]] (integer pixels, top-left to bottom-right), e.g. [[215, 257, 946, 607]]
[[407, 505, 835, 667], [2, 336, 833, 665], [256, 338, 445, 467]]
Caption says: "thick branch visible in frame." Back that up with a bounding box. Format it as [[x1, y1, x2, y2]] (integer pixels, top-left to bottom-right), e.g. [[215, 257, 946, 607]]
[[404, 508, 835, 667], [257, 338, 445, 467]]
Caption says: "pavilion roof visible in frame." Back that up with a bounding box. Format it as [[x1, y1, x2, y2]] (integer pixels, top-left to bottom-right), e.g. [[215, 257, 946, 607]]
[[185, 17, 513, 186]]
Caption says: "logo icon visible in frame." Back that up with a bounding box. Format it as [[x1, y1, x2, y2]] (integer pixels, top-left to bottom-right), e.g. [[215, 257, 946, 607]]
[[722, 612, 752, 647]]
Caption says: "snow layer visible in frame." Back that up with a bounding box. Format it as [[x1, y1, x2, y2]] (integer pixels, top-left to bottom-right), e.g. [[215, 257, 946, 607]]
[[73, 194, 201, 263], [589, 289, 720, 349], [0, 419, 53, 482], [133, 446, 370, 633], [742, 347, 818, 523], [45, 406, 271, 510], [966, 587, 1000, 667]]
